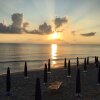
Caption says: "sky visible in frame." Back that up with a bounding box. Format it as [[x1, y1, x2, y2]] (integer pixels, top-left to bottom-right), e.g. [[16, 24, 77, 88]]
[[0, 0, 100, 44]]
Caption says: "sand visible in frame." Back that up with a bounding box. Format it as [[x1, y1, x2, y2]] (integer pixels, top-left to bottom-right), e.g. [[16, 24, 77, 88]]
[[0, 63, 100, 100]]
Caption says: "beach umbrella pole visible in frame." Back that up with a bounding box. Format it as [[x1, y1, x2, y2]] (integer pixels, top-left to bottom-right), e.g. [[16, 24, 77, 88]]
[[24, 61, 28, 79], [95, 57, 99, 69], [5, 67, 11, 96], [83, 58, 87, 72], [35, 78, 42, 100], [77, 57, 79, 67], [64, 58, 67, 70], [87, 57, 89, 65], [44, 64, 48, 85], [67, 60, 71, 77], [48, 59, 51, 73], [75, 68, 82, 97]]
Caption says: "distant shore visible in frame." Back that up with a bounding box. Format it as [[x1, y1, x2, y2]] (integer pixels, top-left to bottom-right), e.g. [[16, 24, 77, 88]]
[[0, 62, 100, 100], [1, 42, 100, 45]]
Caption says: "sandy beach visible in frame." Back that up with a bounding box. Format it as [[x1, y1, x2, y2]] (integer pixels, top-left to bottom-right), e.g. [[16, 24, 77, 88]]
[[0, 63, 100, 100]]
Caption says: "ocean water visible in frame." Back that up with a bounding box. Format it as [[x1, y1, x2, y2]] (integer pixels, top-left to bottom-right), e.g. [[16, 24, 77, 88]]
[[0, 43, 100, 74]]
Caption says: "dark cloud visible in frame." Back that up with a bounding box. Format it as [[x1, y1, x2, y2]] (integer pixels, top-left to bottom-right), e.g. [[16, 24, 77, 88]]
[[54, 17, 68, 28], [0, 13, 52, 34], [10, 13, 23, 33], [0, 13, 23, 33], [80, 32, 96, 37], [39, 22, 52, 34], [0, 23, 8, 33], [0, 13, 68, 35], [26, 22, 52, 34]]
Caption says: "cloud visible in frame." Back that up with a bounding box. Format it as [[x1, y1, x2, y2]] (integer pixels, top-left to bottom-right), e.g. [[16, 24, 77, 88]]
[[0, 13, 23, 33], [54, 17, 68, 28], [39, 22, 52, 34], [10, 13, 23, 33], [0, 13, 52, 34], [80, 32, 96, 37], [56, 29, 65, 32], [0, 13, 68, 35], [26, 22, 52, 34], [0, 23, 8, 33]]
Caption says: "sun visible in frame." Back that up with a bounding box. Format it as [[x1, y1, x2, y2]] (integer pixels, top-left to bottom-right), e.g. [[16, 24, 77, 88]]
[[49, 31, 62, 44], [52, 32, 58, 40]]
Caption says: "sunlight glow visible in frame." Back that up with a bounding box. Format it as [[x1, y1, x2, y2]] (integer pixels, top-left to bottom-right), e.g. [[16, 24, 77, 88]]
[[52, 32, 58, 40], [51, 44, 57, 66]]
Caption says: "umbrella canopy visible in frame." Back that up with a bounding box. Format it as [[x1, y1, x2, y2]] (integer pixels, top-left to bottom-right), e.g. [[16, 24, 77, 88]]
[[44, 64, 48, 84]]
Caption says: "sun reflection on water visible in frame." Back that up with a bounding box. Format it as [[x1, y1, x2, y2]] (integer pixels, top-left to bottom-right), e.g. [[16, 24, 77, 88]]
[[51, 44, 57, 66]]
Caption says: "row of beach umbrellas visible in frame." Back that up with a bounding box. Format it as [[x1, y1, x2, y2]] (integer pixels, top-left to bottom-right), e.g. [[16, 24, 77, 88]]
[[5, 56, 99, 100]]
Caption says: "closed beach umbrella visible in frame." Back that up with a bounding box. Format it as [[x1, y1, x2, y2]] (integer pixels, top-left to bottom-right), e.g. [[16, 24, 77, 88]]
[[83, 58, 87, 72], [96, 56, 98, 63], [64, 58, 67, 69], [24, 61, 28, 78], [67, 59, 71, 77], [48, 59, 51, 73], [96, 60, 99, 68], [95, 56, 98, 68], [87, 57, 89, 65], [96, 57, 99, 62], [44, 64, 48, 84], [35, 78, 42, 100], [95, 56, 98, 64], [77, 57, 79, 67], [6, 67, 11, 96], [95, 56, 97, 64], [76, 68, 81, 96]]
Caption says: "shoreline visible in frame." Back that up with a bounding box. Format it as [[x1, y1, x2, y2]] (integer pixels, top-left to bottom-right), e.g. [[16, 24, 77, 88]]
[[0, 63, 89, 76], [0, 59, 96, 76], [0, 61, 95, 76]]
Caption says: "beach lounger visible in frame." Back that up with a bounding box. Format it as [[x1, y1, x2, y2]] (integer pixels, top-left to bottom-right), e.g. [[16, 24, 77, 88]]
[[48, 81, 62, 90]]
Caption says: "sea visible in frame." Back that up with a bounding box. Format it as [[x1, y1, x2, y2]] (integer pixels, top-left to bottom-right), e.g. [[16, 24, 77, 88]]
[[0, 43, 100, 75]]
